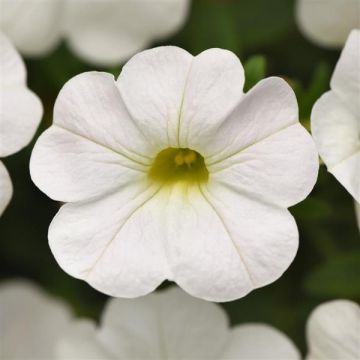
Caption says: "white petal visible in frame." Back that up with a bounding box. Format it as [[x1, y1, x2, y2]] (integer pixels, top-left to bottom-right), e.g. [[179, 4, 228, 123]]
[[203, 77, 298, 162], [56, 320, 110, 360], [30, 126, 148, 203], [296, 0, 360, 48], [306, 300, 360, 360], [0, 88, 42, 157], [221, 323, 301, 360], [331, 30, 360, 114], [0, 32, 25, 86], [178, 48, 245, 151], [118, 46, 193, 150], [97, 287, 229, 359], [311, 91, 360, 202], [0, 0, 62, 56], [0, 32, 43, 157], [63, 0, 189, 65], [0, 280, 72, 359], [209, 123, 318, 208], [30, 72, 152, 202], [0, 161, 12, 216], [49, 181, 170, 298]]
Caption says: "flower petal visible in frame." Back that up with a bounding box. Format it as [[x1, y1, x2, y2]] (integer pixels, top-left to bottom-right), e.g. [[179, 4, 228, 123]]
[[63, 0, 189, 65], [355, 201, 360, 231], [0, 0, 62, 56], [118, 46, 193, 149], [30, 126, 148, 203], [311, 91, 359, 202], [56, 320, 110, 360], [0, 280, 72, 359], [179, 48, 245, 151], [209, 123, 319, 208], [221, 324, 301, 360], [0, 88, 42, 157], [171, 182, 298, 302], [330, 30, 360, 114], [97, 287, 229, 359], [296, 0, 360, 48], [306, 300, 360, 360], [49, 181, 170, 298], [30, 71, 153, 202], [0, 32, 25, 86], [203, 77, 298, 162], [0, 161, 12, 216]]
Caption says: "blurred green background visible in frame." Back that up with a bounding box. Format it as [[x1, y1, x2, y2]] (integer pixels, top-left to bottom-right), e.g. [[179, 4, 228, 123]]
[[1, 0, 359, 355]]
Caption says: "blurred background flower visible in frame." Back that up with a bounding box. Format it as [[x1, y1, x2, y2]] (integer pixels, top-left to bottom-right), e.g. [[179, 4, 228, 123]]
[[0, 33, 42, 216], [0, 0, 190, 65], [0, 0, 359, 357], [296, 0, 360, 48]]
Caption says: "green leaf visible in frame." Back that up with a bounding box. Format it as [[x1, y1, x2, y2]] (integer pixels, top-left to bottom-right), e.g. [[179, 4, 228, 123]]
[[304, 251, 360, 298], [244, 55, 266, 91]]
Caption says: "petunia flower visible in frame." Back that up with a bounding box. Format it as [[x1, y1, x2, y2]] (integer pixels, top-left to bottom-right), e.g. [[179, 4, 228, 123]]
[[311, 30, 360, 203], [0, 32, 42, 216], [296, 0, 360, 48], [306, 300, 360, 360], [57, 286, 301, 360], [30, 46, 319, 302], [0, 280, 72, 359], [0, 0, 190, 65]]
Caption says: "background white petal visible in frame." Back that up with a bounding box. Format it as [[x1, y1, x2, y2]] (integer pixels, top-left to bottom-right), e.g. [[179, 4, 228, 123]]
[[306, 300, 360, 360], [296, 0, 360, 48], [330, 30, 360, 114], [221, 324, 301, 360], [0, 88, 42, 157], [311, 92, 359, 202], [97, 287, 229, 359], [0, 0, 62, 56], [356, 201, 360, 231], [0, 32, 43, 157], [49, 182, 171, 298], [118, 46, 193, 150], [0, 31, 25, 86], [56, 320, 111, 360], [63, 0, 190, 65], [0, 280, 72, 359], [0, 161, 12, 216], [178, 48, 245, 151]]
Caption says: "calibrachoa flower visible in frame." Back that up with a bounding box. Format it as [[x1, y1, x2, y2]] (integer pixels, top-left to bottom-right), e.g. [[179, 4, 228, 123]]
[[0, 0, 190, 65], [311, 30, 360, 203], [0, 32, 42, 216], [296, 0, 360, 48], [306, 300, 360, 360], [30, 46, 319, 302], [57, 286, 301, 360], [0, 281, 72, 359]]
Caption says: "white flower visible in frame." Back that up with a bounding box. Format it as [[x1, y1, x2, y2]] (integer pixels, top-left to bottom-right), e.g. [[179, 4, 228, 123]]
[[0, 280, 72, 359], [30, 46, 319, 302], [296, 0, 360, 48], [355, 201, 360, 231], [57, 286, 300, 360], [0, 32, 42, 216], [0, 0, 190, 65], [311, 30, 360, 203], [306, 300, 360, 360]]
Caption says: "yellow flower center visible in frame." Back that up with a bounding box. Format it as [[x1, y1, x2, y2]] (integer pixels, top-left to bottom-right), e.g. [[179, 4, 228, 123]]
[[148, 148, 209, 185]]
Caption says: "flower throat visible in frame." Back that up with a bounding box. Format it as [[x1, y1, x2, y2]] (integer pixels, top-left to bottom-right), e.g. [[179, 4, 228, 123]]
[[148, 148, 209, 185]]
